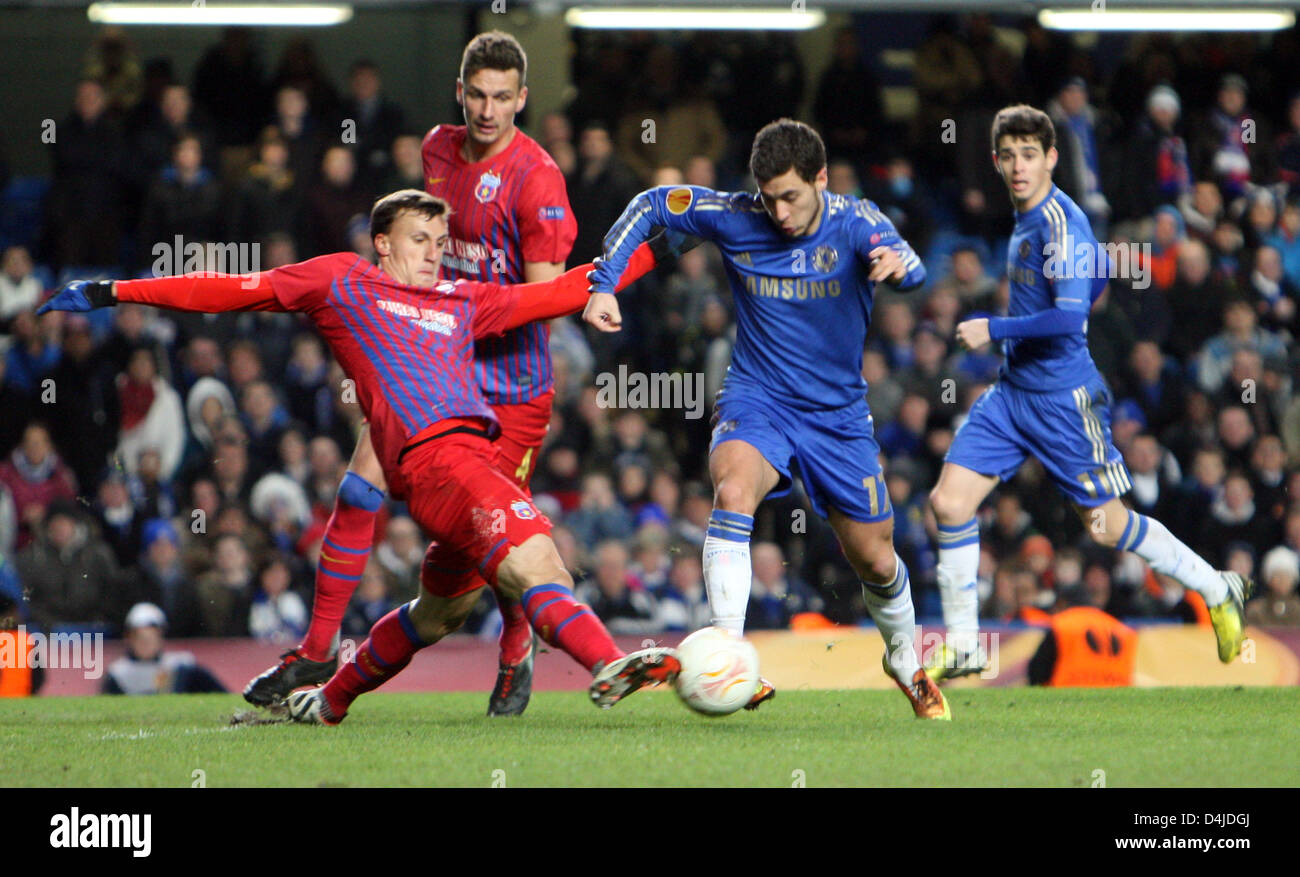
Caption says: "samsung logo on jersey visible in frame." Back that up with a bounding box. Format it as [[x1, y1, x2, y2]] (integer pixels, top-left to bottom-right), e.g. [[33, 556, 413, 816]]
[[742, 276, 842, 300], [1008, 264, 1039, 287]]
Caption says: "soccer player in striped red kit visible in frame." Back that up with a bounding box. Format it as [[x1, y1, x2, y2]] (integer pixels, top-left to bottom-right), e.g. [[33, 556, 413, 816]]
[[39, 190, 684, 723], [243, 32, 575, 716]]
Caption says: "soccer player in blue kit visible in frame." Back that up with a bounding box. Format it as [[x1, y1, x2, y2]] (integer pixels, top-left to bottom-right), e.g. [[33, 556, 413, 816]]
[[585, 119, 950, 719], [925, 105, 1253, 681]]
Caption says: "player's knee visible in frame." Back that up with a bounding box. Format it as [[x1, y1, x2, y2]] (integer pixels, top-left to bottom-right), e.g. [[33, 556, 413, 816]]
[[860, 555, 896, 586], [513, 563, 573, 597], [1087, 522, 1123, 549], [495, 537, 572, 600], [713, 479, 756, 516], [349, 432, 387, 489], [855, 542, 898, 585], [360, 458, 387, 493], [1080, 503, 1127, 549], [338, 470, 384, 511], [928, 486, 969, 526], [409, 592, 477, 642], [407, 600, 450, 643], [416, 613, 466, 643], [433, 607, 473, 640]]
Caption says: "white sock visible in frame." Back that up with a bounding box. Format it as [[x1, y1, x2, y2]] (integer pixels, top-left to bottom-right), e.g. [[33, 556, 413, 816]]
[[703, 510, 754, 633], [935, 516, 981, 654], [1120, 511, 1227, 605], [863, 554, 920, 680]]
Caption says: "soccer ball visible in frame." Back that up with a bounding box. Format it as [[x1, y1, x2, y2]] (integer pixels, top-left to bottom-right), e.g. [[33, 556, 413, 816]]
[[673, 626, 761, 716]]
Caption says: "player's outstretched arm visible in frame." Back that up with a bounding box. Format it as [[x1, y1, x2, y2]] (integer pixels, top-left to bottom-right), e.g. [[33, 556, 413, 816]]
[[38, 272, 285, 315], [587, 186, 720, 295], [487, 232, 699, 335]]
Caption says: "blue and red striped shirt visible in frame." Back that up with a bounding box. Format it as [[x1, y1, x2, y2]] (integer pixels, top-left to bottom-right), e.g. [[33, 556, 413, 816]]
[[269, 252, 517, 494], [422, 124, 577, 406], [113, 246, 662, 499]]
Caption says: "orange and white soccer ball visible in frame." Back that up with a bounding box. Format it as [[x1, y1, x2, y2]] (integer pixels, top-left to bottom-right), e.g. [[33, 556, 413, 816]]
[[673, 626, 761, 716]]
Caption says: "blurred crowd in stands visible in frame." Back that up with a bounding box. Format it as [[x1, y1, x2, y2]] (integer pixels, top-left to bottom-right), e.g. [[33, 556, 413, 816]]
[[2, 17, 1300, 646]]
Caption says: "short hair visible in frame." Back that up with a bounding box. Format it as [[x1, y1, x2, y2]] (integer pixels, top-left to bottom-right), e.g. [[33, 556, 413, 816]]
[[215, 532, 247, 549], [749, 118, 826, 185], [171, 130, 201, 152], [460, 30, 527, 88], [228, 338, 262, 361], [23, 420, 52, 440], [1193, 445, 1225, 463], [369, 189, 451, 240], [256, 125, 287, 149], [991, 104, 1055, 154]]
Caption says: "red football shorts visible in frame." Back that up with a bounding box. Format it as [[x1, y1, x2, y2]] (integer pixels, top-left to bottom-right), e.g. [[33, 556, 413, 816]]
[[490, 389, 554, 492], [398, 431, 552, 598]]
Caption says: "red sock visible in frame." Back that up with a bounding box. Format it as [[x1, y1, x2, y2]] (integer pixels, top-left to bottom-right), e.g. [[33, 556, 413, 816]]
[[521, 584, 623, 673], [497, 593, 533, 666], [322, 604, 424, 717], [301, 495, 378, 661]]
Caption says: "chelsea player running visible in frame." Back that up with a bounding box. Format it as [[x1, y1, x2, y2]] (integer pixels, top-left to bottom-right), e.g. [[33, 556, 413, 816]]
[[585, 119, 949, 719], [925, 105, 1253, 681]]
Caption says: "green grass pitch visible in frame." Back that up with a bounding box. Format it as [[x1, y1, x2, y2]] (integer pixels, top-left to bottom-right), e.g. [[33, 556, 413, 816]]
[[4, 687, 1297, 787]]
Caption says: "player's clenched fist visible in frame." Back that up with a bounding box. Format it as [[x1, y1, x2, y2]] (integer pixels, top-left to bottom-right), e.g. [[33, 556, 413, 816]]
[[583, 291, 623, 332], [867, 246, 907, 285], [955, 317, 991, 351]]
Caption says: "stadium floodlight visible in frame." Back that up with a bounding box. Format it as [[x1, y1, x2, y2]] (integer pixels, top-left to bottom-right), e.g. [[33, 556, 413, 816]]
[[564, 6, 827, 30], [1039, 7, 1295, 31], [87, 2, 354, 26]]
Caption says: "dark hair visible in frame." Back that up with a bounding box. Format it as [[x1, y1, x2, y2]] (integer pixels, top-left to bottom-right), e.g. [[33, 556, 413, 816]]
[[990, 104, 1055, 154], [461, 30, 527, 88], [171, 129, 201, 153], [23, 419, 52, 440], [257, 125, 287, 149], [127, 343, 158, 370], [369, 189, 451, 240], [749, 118, 826, 184]]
